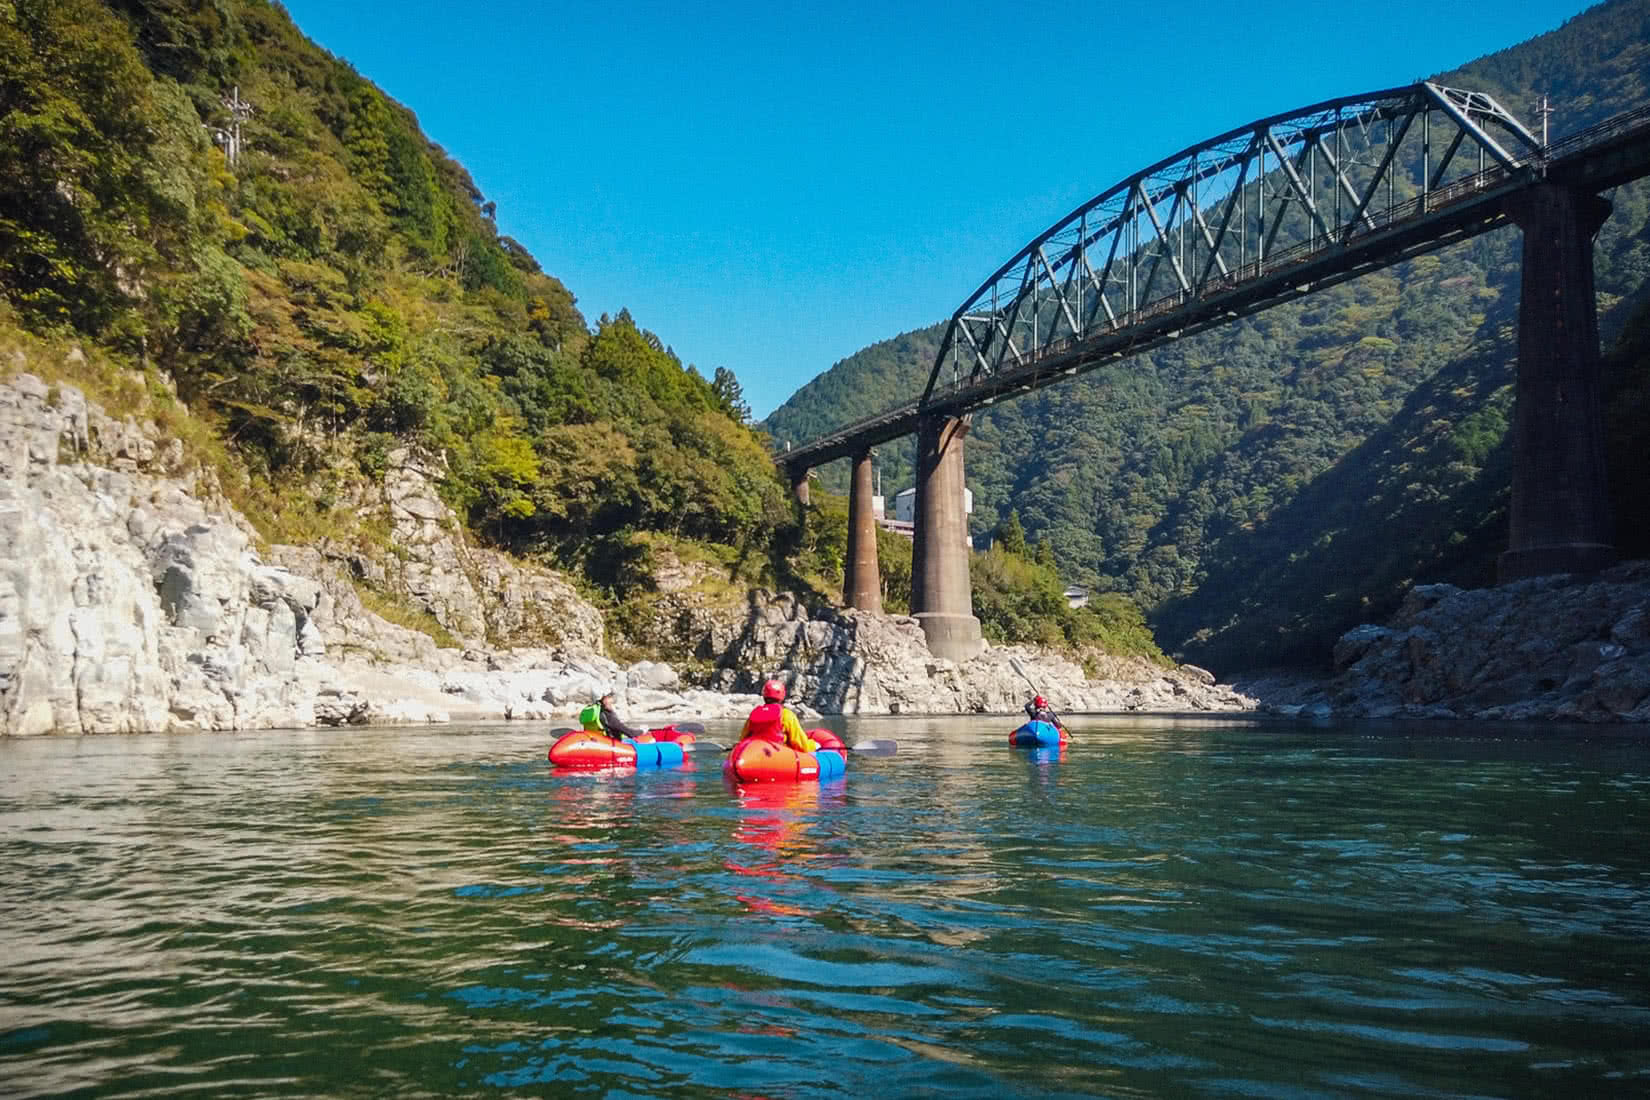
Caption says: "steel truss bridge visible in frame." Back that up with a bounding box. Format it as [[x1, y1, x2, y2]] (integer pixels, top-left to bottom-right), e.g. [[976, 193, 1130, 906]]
[[779, 83, 1650, 472]]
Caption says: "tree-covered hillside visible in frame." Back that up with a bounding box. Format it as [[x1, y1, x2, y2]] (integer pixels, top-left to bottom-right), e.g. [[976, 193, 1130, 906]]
[[0, 0, 788, 593], [762, 0, 1650, 672]]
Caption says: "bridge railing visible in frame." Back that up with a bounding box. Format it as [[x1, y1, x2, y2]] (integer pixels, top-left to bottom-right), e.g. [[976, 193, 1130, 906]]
[[774, 162, 1529, 465], [925, 84, 1550, 399], [1002, 158, 1523, 353], [1541, 102, 1650, 164]]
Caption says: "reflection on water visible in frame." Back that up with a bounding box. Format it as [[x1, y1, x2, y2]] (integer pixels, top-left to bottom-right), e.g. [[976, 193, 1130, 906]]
[[1, 717, 1648, 1097]]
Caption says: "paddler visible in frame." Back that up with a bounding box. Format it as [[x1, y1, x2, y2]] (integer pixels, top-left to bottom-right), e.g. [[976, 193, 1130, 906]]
[[1023, 694, 1062, 729], [579, 690, 645, 742], [739, 679, 818, 752]]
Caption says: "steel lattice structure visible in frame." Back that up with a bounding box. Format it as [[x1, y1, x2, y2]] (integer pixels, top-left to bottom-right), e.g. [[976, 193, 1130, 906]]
[[923, 83, 1541, 402], [779, 82, 1591, 473]]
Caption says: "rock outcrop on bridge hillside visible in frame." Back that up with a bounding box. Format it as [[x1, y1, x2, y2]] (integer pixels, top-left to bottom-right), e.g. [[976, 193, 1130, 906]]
[[1240, 565, 1650, 723], [668, 587, 1251, 717]]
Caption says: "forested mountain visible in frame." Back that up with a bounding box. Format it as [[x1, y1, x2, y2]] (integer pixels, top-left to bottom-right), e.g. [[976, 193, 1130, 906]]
[[1, 0, 787, 590], [763, 0, 1650, 672]]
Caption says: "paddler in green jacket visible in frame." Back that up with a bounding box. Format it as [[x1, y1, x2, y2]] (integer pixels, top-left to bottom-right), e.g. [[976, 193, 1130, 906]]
[[580, 691, 645, 742]]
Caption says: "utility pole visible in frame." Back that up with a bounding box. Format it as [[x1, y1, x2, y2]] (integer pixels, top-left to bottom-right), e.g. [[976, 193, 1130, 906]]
[[1538, 95, 1553, 147], [214, 86, 253, 166]]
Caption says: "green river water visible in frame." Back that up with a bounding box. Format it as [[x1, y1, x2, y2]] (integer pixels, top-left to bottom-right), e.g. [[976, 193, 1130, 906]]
[[1, 715, 1647, 1097]]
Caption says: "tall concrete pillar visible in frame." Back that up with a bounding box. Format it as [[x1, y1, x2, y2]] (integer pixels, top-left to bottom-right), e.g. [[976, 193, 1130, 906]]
[[911, 415, 983, 661], [844, 449, 882, 612], [1498, 183, 1616, 583], [790, 468, 810, 508]]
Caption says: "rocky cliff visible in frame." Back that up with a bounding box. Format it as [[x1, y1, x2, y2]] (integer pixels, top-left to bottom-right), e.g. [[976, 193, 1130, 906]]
[[695, 590, 1249, 716], [0, 365, 1255, 735], [1239, 565, 1650, 722], [0, 365, 735, 734]]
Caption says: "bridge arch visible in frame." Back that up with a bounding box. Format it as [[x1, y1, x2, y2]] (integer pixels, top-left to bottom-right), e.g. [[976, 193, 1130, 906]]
[[780, 84, 1650, 651], [924, 82, 1544, 403]]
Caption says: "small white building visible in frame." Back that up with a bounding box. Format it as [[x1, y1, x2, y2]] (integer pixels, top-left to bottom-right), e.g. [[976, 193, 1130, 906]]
[[892, 486, 973, 525], [1064, 585, 1089, 609], [886, 486, 973, 548], [893, 487, 915, 524]]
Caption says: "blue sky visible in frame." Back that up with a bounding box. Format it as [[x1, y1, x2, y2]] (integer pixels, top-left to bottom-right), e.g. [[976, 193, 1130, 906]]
[[277, 0, 1601, 418]]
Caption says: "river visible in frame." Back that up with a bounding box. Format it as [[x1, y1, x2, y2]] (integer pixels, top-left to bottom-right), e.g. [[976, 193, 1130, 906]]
[[2, 716, 1647, 1097]]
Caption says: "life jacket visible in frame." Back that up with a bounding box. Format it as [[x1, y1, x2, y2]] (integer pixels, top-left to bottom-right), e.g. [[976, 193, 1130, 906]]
[[745, 702, 787, 743], [579, 703, 604, 733]]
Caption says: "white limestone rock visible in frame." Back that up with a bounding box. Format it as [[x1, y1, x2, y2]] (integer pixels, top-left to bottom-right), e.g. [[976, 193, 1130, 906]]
[[674, 590, 1257, 717], [1266, 562, 1650, 722]]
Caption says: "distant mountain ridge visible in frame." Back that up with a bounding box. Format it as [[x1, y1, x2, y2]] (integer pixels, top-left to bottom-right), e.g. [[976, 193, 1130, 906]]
[[761, 0, 1650, 672]]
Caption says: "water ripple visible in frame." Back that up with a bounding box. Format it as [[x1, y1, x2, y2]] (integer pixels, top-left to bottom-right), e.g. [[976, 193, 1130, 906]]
[[1, 722, 1647, 1095]]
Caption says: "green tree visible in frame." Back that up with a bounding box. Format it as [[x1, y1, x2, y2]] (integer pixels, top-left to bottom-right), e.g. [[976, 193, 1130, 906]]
[[0, 0, 172, 329], [711, 365, 750, 423], [996, 509, 1027, 556]]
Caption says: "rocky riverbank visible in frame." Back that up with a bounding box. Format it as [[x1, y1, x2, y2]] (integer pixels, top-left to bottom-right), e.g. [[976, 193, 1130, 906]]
[[0, 367, 1254, 735], [1235, 564, 1650, 723], [15, 364, 1650, 736], [656, 586, 1250, 717]]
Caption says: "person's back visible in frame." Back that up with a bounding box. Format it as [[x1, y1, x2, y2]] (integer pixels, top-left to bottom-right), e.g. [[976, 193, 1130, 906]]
[[1024, 695, 1061, 728], [741, 680, 817, 753], [579, 692, 644, 741], [744, 701, 788, 743]]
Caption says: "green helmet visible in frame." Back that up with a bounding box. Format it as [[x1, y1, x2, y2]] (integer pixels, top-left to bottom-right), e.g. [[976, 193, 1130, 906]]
[[578, 702, 604, 732]]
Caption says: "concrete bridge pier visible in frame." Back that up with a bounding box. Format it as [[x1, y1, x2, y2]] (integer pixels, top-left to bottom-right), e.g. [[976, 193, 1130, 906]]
[[844, 449, 883, 612], [790, 468, 811, 508], [1499, 182, 1617, 583], [911, 415, 983, 661]]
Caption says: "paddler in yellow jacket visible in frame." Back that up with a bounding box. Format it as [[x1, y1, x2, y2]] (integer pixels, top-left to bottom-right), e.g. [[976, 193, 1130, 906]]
[[739, 679, 818, 752]]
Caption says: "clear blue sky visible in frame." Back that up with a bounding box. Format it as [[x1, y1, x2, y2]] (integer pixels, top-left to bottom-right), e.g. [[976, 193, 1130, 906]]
[[278, 0, 1600, 418]]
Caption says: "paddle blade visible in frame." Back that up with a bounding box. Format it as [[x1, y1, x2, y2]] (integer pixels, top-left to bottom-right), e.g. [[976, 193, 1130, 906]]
[[1009, 657, 1041, 696], [686, 740, 728, 754], [849, 739, 898, 756], [671, 721, 707, 735]]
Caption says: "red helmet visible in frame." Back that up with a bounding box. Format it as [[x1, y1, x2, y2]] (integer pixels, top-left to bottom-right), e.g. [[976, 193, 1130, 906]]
[[1034, 695, 1047, 708], [761, 678, 787, 701]]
